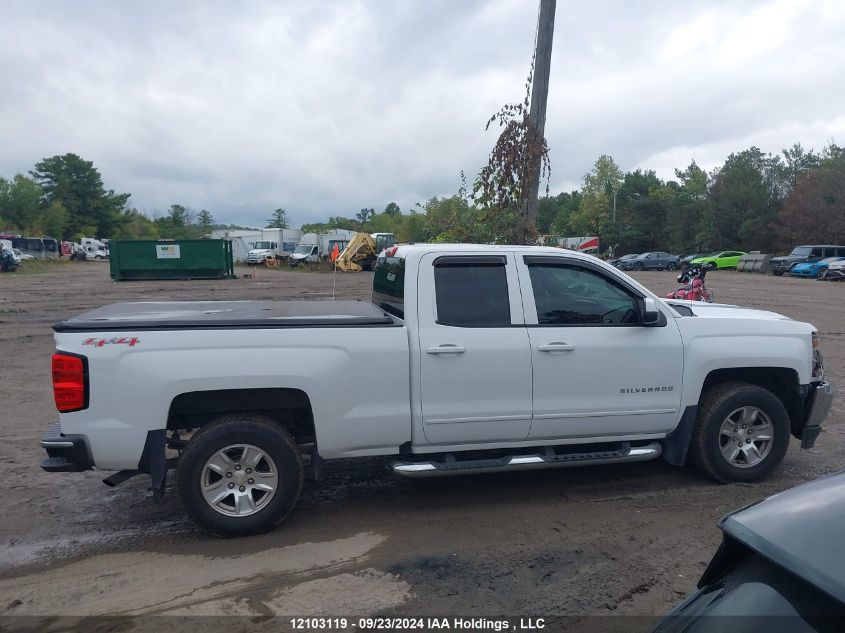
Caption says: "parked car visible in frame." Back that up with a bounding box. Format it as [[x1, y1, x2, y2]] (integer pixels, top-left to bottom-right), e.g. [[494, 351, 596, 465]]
[[41, 244, 832, 536], [770, 245, 845, 276], [13, 248, 34, 262], [679, 252, 711, 268], [790, 256, 845, 279], [606, 253, 639, 268], [689, 250, 746, 269], [652, 471, 845, 631], [826, 258, 845, 281], [618, 251, 681, 271], [0, 248, 20, 273], [0, 244, 18, 272]]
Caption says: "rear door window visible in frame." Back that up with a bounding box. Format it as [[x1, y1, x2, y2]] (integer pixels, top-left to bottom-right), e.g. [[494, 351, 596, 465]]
[[372, 257, 405, 318], [433, 258, 511, 327]]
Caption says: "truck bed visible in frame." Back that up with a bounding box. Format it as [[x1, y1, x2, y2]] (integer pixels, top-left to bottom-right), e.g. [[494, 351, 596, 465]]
[[53, 300, 397, 332]]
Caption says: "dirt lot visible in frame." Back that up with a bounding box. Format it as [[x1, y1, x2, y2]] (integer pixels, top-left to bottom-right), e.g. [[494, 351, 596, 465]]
[[0, 261, 842, 627]]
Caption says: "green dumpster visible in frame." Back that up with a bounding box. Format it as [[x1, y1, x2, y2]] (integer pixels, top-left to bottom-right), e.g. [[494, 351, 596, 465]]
[[109, 240, 235, 281]]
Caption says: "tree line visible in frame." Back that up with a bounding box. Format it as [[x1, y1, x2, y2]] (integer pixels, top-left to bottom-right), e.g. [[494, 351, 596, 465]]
[[302, 142, 845, 255], [2, 144, 843, 254], [0, 154, 256, 242]]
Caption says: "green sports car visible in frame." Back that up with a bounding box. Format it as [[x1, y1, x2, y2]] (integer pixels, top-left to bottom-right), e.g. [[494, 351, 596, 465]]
[[688, 250, 746, 269]]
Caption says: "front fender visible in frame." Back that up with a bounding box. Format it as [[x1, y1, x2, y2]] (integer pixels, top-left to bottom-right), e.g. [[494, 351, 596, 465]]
[[677, 319, 813, 409]]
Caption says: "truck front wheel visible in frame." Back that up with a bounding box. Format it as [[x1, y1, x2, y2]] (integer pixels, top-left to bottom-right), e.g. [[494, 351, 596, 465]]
[[689, 382, 790, 483], [176, 414, 303, 537]]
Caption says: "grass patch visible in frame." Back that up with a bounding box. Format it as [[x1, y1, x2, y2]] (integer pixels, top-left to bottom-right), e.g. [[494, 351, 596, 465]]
[[235, 262, 343, 274], [8, 258, 80, 275]]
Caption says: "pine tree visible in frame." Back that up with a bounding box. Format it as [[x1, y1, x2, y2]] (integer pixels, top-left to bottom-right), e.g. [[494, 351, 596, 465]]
[[266, 208, 289, 228]]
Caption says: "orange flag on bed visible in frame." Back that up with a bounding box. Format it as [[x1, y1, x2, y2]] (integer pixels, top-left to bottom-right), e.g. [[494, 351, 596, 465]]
[[330, 243, 340, 262]]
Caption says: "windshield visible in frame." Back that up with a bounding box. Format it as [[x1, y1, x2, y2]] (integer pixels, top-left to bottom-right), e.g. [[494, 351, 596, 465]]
[[820, 257, 842, 264], [790, 247, 812, 256], [294, 244, 313, 255], [253, 241, 273, 250], [621, 254, 638, 259]]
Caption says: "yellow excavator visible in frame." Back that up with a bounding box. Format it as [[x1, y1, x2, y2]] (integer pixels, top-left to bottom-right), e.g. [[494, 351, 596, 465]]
[[335, 232, 395, 272]]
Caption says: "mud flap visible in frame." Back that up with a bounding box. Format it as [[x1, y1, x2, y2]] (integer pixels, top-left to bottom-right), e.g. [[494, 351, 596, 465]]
[[138, 429, 168, 501], [662, 406, 698, 467]]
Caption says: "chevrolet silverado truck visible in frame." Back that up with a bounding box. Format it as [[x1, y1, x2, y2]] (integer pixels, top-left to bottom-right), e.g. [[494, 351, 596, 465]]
[[42, 244, 833, 537]]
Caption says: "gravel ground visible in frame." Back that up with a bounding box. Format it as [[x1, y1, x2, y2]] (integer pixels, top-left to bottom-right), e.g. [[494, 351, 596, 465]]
[[0, 261, 842, 625]]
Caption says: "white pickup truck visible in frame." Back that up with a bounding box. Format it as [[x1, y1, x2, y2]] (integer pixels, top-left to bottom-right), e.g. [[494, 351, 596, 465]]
[[42, 244, 833, 536]]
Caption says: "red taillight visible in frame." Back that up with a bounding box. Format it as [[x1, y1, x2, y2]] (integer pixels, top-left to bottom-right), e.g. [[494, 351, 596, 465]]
[[52, 353, 87, 412], [384, 246, 399, 257]]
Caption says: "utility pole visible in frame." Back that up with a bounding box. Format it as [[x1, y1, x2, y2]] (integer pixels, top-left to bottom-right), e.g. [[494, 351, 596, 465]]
[[523, 0, 556, 244], [613, 190, 617, 223]]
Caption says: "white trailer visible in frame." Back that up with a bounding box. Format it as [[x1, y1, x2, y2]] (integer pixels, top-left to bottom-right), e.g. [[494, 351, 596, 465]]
[[210, 230, 262, 263], [259, 228, 302, 256]]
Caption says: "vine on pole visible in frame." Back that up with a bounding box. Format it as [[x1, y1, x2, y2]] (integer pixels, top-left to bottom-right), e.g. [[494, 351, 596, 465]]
[[473, 56, 551, 244]]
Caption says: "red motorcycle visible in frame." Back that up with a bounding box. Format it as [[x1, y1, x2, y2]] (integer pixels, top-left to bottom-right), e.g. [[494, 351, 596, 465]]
[[666, 263, 715, 302]]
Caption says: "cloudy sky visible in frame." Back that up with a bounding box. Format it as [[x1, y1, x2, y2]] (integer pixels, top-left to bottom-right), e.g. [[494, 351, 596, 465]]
[[1, 0, 844, 228]]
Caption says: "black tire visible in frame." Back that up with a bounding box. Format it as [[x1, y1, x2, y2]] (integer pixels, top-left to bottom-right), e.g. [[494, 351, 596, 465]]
[[667, 262, 678, 271], [772, 271, 783, 276], [816, 269, 826, 280], [177, 414, 303, 537], [633, 262, 644, 271], [689, 382, 790, 483]]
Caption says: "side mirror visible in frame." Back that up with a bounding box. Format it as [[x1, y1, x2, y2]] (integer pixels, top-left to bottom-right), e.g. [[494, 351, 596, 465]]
[[641, 297, 662, 326]]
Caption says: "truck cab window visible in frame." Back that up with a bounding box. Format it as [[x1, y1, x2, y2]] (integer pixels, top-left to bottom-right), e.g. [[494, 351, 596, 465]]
[[372, 257, 405, 318], [527, 263, 639, 325], [434, 261, 510, 327]]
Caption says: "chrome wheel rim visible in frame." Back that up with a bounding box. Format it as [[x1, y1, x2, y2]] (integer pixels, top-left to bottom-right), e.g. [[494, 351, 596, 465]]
[[201, 444, 278, 516], [718, 407, 773, 468]]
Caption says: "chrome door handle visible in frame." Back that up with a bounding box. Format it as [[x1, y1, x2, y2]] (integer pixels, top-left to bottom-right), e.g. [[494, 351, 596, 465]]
[[426, 344, 467, 355], [538, 342, 575, 352]]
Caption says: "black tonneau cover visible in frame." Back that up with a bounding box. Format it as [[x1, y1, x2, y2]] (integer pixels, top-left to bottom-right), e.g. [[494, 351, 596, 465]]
[[53, 300, 397, 332]]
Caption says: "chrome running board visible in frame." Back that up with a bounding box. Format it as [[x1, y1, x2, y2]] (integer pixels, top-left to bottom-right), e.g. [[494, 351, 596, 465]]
[[390, 441, 662, 478]]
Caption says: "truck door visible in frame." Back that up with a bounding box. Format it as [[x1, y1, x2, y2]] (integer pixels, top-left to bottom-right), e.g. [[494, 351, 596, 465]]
[[417, 252, 533, 445], [516, 255, 683, 440]]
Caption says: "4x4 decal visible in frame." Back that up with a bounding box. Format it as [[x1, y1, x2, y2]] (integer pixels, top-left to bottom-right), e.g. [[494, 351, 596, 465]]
[[82, 337, 140, 348]]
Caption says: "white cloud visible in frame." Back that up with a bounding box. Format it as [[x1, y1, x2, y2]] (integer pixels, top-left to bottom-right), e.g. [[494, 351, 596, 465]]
[[638, 114, 845, 181], [0, 0, 843, 228]]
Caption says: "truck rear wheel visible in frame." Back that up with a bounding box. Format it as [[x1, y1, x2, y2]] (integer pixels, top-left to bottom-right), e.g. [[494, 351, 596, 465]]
[[176, 414, 303, 537], [689, 382, 790, 483]]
